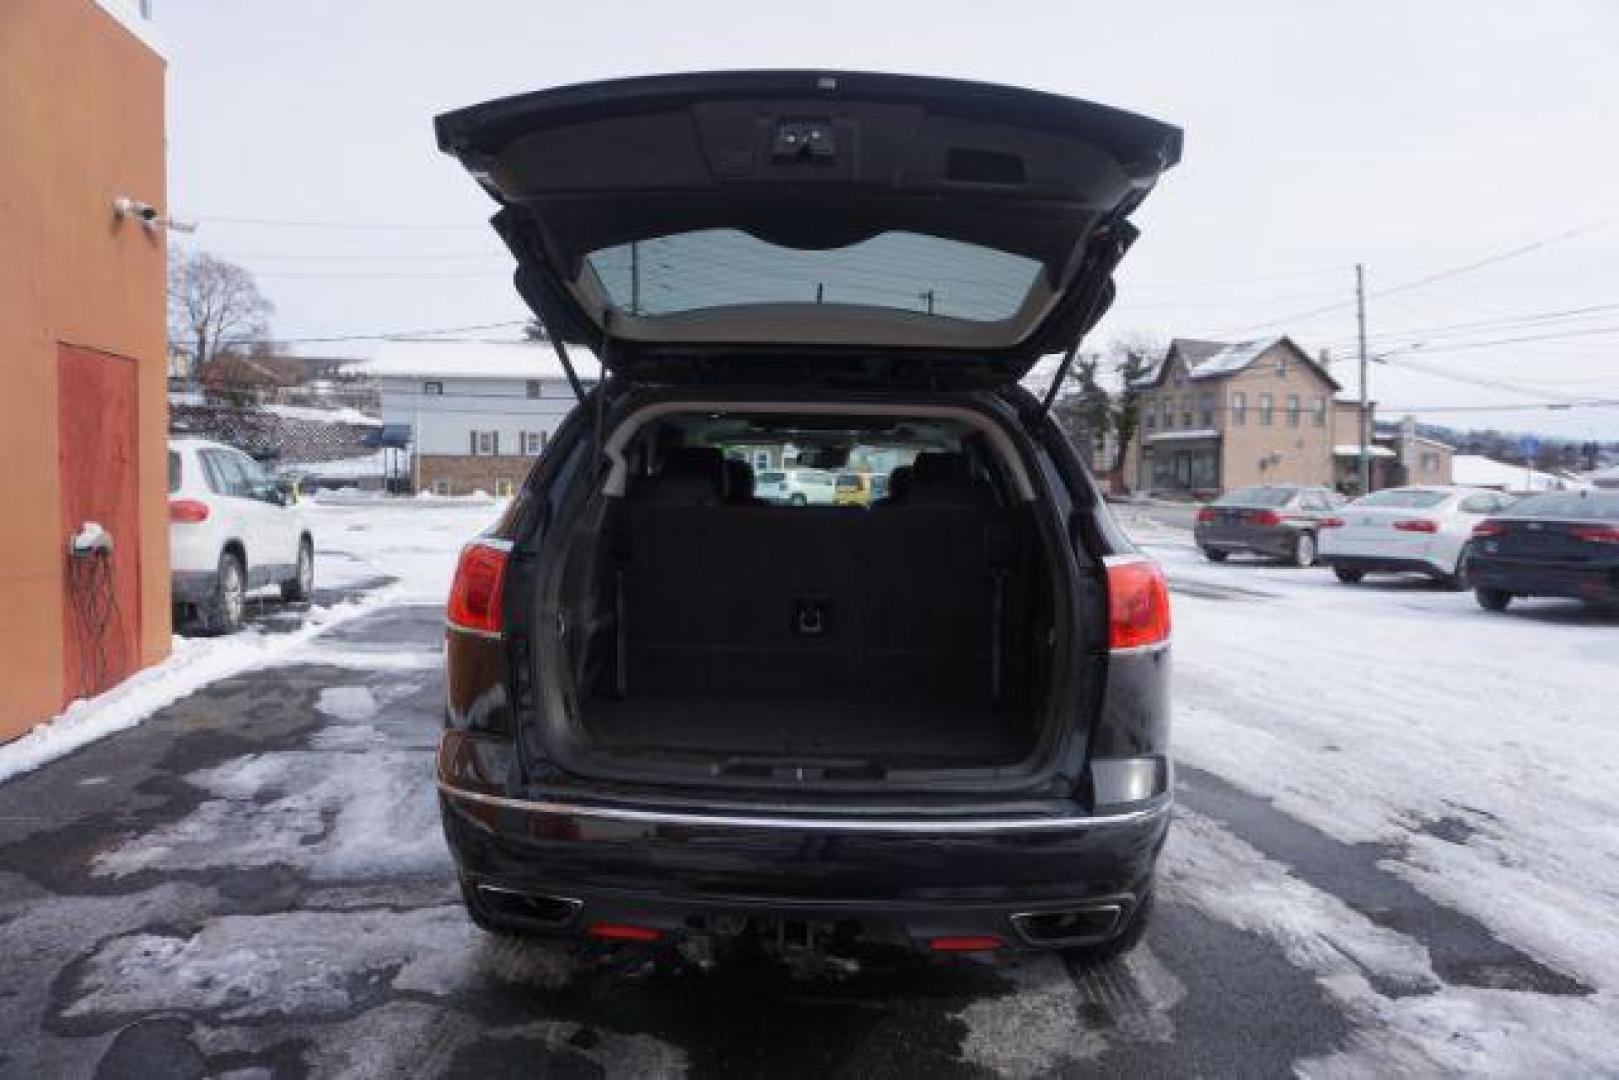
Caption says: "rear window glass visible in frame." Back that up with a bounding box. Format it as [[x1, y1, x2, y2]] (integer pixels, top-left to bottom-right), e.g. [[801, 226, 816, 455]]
[[585, 229, 1043, 322], [1505, 492, 1619, 521], [757, 471, 785, 484], [1214, 486, 1295, 508], [1357, 488, 1450, 509], [168, 451, 180, 493]]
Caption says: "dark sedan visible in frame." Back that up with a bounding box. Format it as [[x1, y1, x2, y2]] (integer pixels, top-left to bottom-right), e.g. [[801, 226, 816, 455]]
[[1468, 490, 1619, 611], [1194, 485, 1344, 567]]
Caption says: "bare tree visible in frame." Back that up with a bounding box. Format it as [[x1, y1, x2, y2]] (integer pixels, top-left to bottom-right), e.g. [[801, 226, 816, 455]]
[[167, 251, 275, 387], [1106, 333, 1166, 480]]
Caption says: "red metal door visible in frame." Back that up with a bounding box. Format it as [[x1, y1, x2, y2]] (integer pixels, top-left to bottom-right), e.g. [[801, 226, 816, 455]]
[[58, 344, 142, 702]]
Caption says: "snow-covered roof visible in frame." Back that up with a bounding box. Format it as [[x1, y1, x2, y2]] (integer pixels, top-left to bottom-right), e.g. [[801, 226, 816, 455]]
[[1332, 444, 1397, 459], [262, 404, 381, 427], [1191, 336, 1286, 378], [351, 340, 592, 381], [1451, 455, 1588, 492], [1131, 335, 1337, 390]]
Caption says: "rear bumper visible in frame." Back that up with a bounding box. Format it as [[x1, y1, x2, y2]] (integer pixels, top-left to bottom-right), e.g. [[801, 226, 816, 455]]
[[437, 778, 1169, 950], [1319, 553, 1449, 577], [1469, 556, 1619, 601], [1193, 524, 1298, 557]]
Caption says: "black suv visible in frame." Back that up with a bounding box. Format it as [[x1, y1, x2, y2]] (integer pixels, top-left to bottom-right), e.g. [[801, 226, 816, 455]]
[[435, 71, 1179, 957]]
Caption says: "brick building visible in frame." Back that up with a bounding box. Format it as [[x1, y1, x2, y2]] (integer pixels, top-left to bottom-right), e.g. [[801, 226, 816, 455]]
[[1124, 336, 1377, 497]]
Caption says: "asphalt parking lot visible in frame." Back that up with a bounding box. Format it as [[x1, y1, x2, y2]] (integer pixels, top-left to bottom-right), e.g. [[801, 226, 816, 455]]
[[3, 501, 1616, 1077]]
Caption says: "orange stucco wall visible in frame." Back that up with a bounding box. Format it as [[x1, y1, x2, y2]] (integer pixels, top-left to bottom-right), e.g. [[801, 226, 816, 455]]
[[0, 0, 169, 741]]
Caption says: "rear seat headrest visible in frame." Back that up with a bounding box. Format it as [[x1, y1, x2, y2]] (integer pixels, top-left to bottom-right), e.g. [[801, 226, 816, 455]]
[[640, 446, 726, 505], [723, 458, 755, 502], [910, 452, 971, 483], [903, 452, 994, 508]]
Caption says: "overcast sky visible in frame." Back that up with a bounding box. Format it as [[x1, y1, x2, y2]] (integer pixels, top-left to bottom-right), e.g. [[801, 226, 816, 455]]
[[160, 1, 1619, 439]]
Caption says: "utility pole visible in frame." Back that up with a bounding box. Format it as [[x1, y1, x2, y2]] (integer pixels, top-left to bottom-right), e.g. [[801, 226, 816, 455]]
[[1356, 263, 1370, 494]]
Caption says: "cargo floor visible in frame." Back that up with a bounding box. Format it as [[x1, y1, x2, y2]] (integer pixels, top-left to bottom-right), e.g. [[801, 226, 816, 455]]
[[581, 692, 1030, 765]]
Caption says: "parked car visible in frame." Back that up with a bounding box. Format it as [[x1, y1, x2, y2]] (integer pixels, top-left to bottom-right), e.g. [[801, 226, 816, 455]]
[[433, 71, 1179, 958], [1468, 490, 1619, 611], [835, 472, 872, 506], [1193, 484, 1344, 566], [753, 470, 789, 503], [1318, 485, 1514, 587], [773, 468, 838, 505], [169, 438, 313, 633]]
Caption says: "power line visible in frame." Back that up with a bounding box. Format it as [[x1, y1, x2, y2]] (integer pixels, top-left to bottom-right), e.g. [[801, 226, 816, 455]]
[[267, 320, 530, 345], [1209, 218, 1615, 337], [184, 213, 487, 232]]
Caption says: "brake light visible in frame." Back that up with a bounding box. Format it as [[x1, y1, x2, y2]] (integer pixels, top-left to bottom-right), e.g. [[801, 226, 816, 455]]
[[1195, 507, 1215, 524], [1319, 516, 1345, 529], [446, 539, 510, 636], [1571, 525, 1619, 544], [1472, 521, 1507, 538], [1106, 556, 1171, 651], [585, 922, 662, 942], [929, 935, 1005, 952], [1393, 519, 1439, 533], [1248, 510, 1282, 526], [169, 499, 210, 523]]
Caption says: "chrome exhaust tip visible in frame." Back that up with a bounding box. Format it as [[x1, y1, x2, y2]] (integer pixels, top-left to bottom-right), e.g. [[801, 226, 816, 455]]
[[474, 884, 582, 927], [1010, 901, 1127, 947]]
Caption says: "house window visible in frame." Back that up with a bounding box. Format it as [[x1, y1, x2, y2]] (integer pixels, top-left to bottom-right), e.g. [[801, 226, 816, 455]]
[[1231, 392, 1246, 425], [521, 431, 546, 455], [494, 477, 515, 498], [471, 430, 498, 456], [525, 380, 541, 399], [1421, 451, 1440, 473], [431, 479, 453, 496], [1180, 396, 1193, 428], [1162, 400, 1174, 430], [1259, 393, 1274, 425], [423, 380, 443, 395], [1313, 396, 1327, 427], [1199, 394, 1214, 428], [1287, 395, 1301, 427], [1144, 407, 1156, 431], [1275, 356, 1288, 377]]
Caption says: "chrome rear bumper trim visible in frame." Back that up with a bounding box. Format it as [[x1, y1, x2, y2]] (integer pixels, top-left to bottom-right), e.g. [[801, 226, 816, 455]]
[[438, 782, 1170, 834]]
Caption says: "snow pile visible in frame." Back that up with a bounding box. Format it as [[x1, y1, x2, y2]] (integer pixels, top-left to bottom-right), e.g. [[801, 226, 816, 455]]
[[262, 403, 381, 426], [0, 595, 386, 785], [0, 499, 501, 785]]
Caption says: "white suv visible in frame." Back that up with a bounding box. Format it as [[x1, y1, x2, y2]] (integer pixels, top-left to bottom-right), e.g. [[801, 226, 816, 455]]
[[169, 438, 313, 633]]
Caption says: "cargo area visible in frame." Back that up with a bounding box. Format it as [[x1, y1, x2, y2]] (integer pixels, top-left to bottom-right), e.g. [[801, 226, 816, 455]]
[[543, 409, 1071, 784]]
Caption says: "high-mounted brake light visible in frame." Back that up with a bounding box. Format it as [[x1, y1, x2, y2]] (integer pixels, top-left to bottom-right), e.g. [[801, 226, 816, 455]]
[[169, 498, 210, 524], [1472, 521, 1507, 538], [1571, 525, 1619, 544], [1105, 556, 1171, 651], [1195, 507, 1215, 524], [1393, 519, 1439, 533], [585, 922, 662, 942], [447, 539, 510, 636]]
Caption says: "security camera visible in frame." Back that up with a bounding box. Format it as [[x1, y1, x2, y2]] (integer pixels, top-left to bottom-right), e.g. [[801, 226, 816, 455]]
[[112, 195, 160, 229]]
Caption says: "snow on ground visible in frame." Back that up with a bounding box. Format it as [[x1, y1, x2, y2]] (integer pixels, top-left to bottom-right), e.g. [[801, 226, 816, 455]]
[[1121, 510, 1619, 1066], [0, 498, 500, 784]]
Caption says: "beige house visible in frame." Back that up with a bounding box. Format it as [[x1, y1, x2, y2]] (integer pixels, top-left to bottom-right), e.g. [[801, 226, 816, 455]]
[[1126, 337, 1374, 496]]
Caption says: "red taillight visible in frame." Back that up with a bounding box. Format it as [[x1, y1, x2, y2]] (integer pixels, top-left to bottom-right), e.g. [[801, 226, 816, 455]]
[[585, 922, 662, 942], [1393, 519, 1439, 533], [1472, 521, 1507, 538], [1319, 516, 1345, 529], [1247, 510, 1282, 526], [169, 498, 210, 523], [1571, 525, 1619, 545], [1106, 556, 1171, 651], [446, 540, 510, 636], [1195, 507, 1215, 524], [928, 935, 1005, 953]]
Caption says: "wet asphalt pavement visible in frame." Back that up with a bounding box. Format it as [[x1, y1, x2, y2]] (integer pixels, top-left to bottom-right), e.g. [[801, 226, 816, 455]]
[[0, 601, 1593, 1078]]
